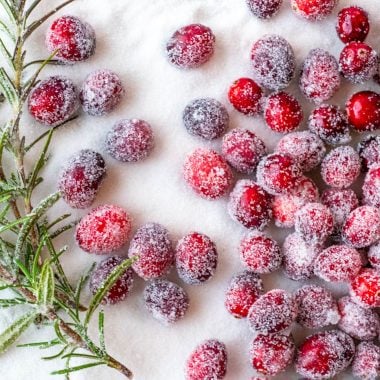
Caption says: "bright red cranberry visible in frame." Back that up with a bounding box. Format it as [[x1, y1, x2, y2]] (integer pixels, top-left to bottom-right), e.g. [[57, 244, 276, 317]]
[[222, 128, 266, 174], [300, 49, 340, 104], [228, 180, 272, 230], [128, 223, 174, 280], [246, 0, 283, 19], [58, 149, 106, 209], [363, 164, 380, 208], [75, 204, 132, 254], [89, 256, 134, 305], [291, 0, 337, 20], [224, 270, 264, 318], [250, 35, 295, 90], [336, 6, 370, 44], [144, 279, 189, 324], [358, 134, 380, 171], [185, 339, 227, 380], [46, 16, 95, 63], [248, 289, 298, 334], [368, 241, 380, 270], [183, 148, 233, 200], [346, 91, 380, 132], [350, 268, 380, 308], [352, 342, 380, 380], [249, 333, 295, 376], [166, 24, 215, 69], [175, 232, 218, 284], [228, 78, 263, 116], [264, 92, 303, 133], [80, 69, 124, 116]]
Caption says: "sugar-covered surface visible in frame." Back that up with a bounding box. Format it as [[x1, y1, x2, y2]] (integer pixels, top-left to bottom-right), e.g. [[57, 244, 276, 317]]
[[0, 0, 380, 379]]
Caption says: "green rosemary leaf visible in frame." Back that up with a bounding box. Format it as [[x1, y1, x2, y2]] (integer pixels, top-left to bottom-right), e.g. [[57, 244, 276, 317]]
[[0, 0, 17, 25], [37, 260, 55, 307], [51, 361, 106, 375], [14, 258, 33, 283], [46, 213, 71, 230], [0, 67, 18, 108], [0, 298, 30, 307], [0, 215, 28, 233], [42, 345, 68, 360], [61, 352, 100, 360], [31, 236, 46, 283], [49, 221, 77, 240], [0, 38, 14, 70], [98, 309, 106, 352], [17, 338, 60, 348], [0, 20, 15, 41], [24, 0, 43, 21], [74, 263, 95, 317]]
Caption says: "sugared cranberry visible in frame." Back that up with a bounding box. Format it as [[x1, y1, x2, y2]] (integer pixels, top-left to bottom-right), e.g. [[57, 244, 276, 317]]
[[246, 0, 283, 19], [105, 119, 154, 162], [46, 16, 95, 63], [299, 49, 340, 104], [336, 6, 370, 44], [228, 78, 263, 116], [224, 270, 264, 318], [249, 334, 295, 376], [250, 35, 295, 90], [89, 256, 134, 305], [143, 279, 189, 324], [350, 268, 380, 308], [368, 241, 380, 270], [363, 164, 380, 208], [248, 289, 298, 334], [75, 204, 132, 254], [128, 223, 174, 280], [185, 339, 227, 380], [291, 0, 337, 20], [80, 69, 124, 116], [228, 180, 272, 230], [352, 342, 380, 380], [358, 134, 380, 170]]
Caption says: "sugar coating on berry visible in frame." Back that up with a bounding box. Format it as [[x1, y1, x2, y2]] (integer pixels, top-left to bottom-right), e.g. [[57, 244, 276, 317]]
[[291, 0, 337, 20], [89, 256, 134, 305], [183, 98, 229, 140], [246, 0, 283, 19], [46, 15, 95, 63], [300, 48, 340, 104], [228, 179, 272, 230], [175, 232, 218, 285], [128, 223, 174, 280], [166, 24, 215, 69], [228, 78, 263, 116], [358, 134, 380, 171], [185, 339, 227, 380], [350, 268, 380, 308], [336, 6, 370, 44], [144, 279, 189, 325], [248, 289, 298, 334], [352, 342, 380, 380], [250, 35, 295, 90], [222, 128, 266, 174], [58, 149, 106, 209], [75, 204, 132, 254], [368, 241, 380, 270], [80, 69, 124, 116], [363, 164, 380, 208]]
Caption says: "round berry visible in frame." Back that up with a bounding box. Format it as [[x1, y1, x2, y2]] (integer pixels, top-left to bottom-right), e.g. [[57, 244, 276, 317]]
[[58, 149, 106, 209], [228, 78, 263, 116], [250, 35, 295, 90], [128, 223, 174, 280], [143, 279, 189, 325], [291, 0, 337, 20], [350, 268, 380, 308], [358, 134, 380, 171], [89, 256, 134, 305], [80, 69, 124, 116], [246, 0, 283, 19], [368, 241, 380, 270], [336, 6, 370, 44], [46, 16, 95, 63], [183, 148, 233, 200], [352, 342, 380, 380], [363, 164, 380, 208], [224, 270, 264, 318]]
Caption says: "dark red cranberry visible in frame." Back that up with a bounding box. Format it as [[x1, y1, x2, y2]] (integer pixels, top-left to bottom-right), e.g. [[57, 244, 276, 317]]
[[336, 6, 370, 44], [246, 0, 283, 19], [358, 134, 380, 170], [352, 342, 380, 380], [228, 78, 263, 116], [350, 268, 380, 308], [363, 164, 380, 208], [368, 241, 380, 270], [291, 0, 337, 20]]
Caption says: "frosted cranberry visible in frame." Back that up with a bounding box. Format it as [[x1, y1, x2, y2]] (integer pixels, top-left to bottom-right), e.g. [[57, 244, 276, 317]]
[[246, 0, 282, 19], [58, 149, 106, 209], [224, 270, 264, 318], [346, 91, 380, 132], [105, 119, 154, 162], [368, 241, 380, 270], [352, 342, 380, 380], [300, 49, 340, 104], [295, 285, 339, 329], [363, 164, 380, 208], [249, 334, 295, 376], [89, 256, 134, 305], [175, 232, 217, 285], [250, 35, 295, 90], [336, 6, 370, 44], [75, 205, 132, 254], [248, 289, 298, 334], [166, 24, 215, 69], [358, 134, 380, 170], [222, 128, 266, 174], [28, 76, 78, 126], [80, 69, 124, 116], [128, 223, 174, 280], [183, 148, 233, 200], [144, 279, 189, 324], [228, 78, 263, 116], [264, 92, 303, 133], [291, 0, 337, 20], [185, 339, 227, 380], [228, 180, 272, 230], [46, 16, 95, 63], [350, 268, 380, 308]]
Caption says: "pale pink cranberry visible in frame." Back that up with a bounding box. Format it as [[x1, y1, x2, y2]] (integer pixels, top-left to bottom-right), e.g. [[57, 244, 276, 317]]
[[246, 0, 283, 19], [352, 342, 380, 380], [350, 268, 380, 308], [336, 6, 370, 44], [363, 164, 380, 207], [368, 241, 380, 270], [291, 0, 337, 21], [228, 78, 263, 116], [357, 134, 380, 171]]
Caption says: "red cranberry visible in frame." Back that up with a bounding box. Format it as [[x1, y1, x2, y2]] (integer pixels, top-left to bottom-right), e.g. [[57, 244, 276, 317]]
[[291, 0, 337, 20], [300, 49, 340, 104], [128, 223, 174, 280], [350, 268, 380, 308], [224, 270, 264, 318], [336, 6, 370, 44], [143, 279, 189, 324], [46, 16, 95, 63], [228, 78, 263, 116], [352, 342, 380, 380], [363, 164, 380, 208], [228, 180, 272, 230], [166, 24, 215, 69], [185, 339, 227, 380], [246, 0, 283, 19], [89, 256, 134, 305], [75, 204, 132, 254], [183, 148, 233, 200], [368, 241, 380, 270], [250, 35, 295, 90], [358, 134, 380, 170], [58, 149, 106, 209]]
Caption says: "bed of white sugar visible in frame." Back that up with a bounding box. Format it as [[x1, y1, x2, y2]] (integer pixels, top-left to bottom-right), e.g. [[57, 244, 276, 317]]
[[0, 0, 379, 379]]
